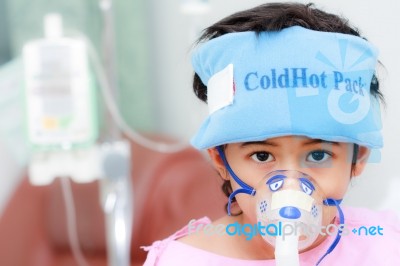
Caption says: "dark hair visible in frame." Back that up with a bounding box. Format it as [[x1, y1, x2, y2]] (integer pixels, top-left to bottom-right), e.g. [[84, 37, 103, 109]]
[[192, 2, 384, 214]]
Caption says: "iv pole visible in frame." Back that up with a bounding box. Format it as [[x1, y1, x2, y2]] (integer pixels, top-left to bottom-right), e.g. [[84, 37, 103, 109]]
[[99, 0, 120, 141], [98, 1, 133, 266]]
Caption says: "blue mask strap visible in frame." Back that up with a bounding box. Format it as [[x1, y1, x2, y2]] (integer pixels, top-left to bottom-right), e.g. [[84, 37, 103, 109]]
[[216, 146, 255, 215], [316, 198, 344, 265]]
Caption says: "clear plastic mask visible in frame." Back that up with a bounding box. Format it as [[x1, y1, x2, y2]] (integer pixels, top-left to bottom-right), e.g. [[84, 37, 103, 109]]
[[255, 170, 331, 251]]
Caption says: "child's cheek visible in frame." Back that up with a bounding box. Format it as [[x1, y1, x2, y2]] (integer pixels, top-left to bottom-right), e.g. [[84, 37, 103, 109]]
[[236, 193, 258, 222]]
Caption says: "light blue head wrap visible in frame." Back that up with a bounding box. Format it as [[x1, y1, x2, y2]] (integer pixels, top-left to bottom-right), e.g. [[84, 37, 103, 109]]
[[191, 26, 382, 150]]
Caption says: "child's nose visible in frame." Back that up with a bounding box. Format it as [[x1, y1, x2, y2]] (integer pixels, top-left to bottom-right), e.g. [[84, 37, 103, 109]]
[[275, 157, 315, 179], [276, 156, 302, 171]]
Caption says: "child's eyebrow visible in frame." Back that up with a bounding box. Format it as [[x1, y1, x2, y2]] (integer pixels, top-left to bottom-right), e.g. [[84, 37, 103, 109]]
[[303, 139, 339, 146], [240, 141, 278, 147], [240, 139, 340, 148]]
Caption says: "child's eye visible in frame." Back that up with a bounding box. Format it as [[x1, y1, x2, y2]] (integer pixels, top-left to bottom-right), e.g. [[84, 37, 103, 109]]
[[306, 150, 332, 163], [250, 152, 274, 163]]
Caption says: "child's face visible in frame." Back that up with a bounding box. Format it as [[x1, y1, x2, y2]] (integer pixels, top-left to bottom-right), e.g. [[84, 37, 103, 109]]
[[209, 135, 370, 222]]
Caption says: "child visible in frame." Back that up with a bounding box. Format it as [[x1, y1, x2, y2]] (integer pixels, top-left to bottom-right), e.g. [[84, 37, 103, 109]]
[[143, 3, 400, 265]]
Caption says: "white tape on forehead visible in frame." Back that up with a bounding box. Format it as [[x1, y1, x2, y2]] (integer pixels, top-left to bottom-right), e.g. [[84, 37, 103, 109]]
[[207, 63, 234, 114], [271, 190, 314, 211]]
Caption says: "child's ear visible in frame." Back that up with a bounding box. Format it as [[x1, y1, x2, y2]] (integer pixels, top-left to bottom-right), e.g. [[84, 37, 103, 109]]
[[352, 146, 371, 177], [207, 147, 228, 180]]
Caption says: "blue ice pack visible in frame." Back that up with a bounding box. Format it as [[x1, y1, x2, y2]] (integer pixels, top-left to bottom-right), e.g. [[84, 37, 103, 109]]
[[191, 26, 382, 149]]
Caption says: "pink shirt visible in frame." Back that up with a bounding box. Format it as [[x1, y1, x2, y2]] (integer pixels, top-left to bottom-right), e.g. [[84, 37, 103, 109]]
[[143, 207, 400, 265]]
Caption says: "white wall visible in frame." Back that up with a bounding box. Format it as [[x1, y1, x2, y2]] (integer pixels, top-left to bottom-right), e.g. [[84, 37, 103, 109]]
[[148, 0, 400, 216]]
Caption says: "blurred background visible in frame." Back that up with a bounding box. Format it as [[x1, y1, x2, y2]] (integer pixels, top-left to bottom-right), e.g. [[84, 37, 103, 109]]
[[0, 0, 398, 265]]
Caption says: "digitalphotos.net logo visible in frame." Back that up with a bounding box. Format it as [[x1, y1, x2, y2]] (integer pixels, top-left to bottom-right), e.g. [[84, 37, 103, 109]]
[[188, 220, 384, 241]]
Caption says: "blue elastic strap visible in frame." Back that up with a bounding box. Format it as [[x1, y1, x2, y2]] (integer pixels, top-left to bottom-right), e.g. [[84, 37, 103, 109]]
[[227, 188, 253, 216], [216, 146, 255, 215], [317, 198, 345, 265]]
